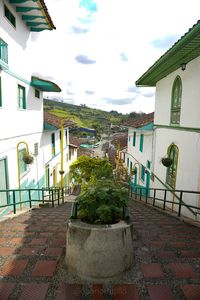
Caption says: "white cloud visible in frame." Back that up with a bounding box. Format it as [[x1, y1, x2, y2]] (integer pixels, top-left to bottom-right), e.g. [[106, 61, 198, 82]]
[[26, 0, 200, 113]]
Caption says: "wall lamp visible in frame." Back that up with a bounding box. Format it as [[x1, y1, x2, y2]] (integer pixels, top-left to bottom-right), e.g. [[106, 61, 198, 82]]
[[180, 62, 187, 71]]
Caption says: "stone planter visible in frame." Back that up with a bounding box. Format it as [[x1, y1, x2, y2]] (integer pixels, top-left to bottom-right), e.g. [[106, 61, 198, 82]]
[[65, 219, 134, 280]]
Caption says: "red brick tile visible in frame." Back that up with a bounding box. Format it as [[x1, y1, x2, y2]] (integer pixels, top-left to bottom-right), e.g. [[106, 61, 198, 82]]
[[0, 247, 15, 255], [157, 251, 175, 259], [113, 284, 139, 300], [0, 260, 28, 276], [147, 285, 175, 300], [150, 241, 165, 247], [44, 248, 63, 257], [0, 282, 16, 300], [10, 237, 27, 244], [30, 238, 47, 245], [51, 239, 65, 247], [142, 264, 164, 278], [181, 251, 200, 258], [92, 284, 104, 300], [56, 283, 82, 300], [19, 247, 39, 256], [32, 260, 57, 277], [181, 284, 200, 300], [168, 263, 197, 279], [19, 283, 49, 300], [0, 237, 6, 243], [170, 242, 186, 247]]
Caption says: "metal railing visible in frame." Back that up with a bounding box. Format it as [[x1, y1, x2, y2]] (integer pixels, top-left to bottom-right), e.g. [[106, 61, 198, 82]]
[[0, 186, 71, 216], [130, 186, 200, 219]]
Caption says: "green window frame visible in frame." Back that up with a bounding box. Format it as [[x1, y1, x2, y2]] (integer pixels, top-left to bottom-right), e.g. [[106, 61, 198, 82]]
[[19, 149, 27, 176], [147, 160, 151, 169], [128, 136, 130, 142], [139, 134, 144, 152], [171, 76, 182, 125], [141, 165, 145, 181], [0, 77, 2, 107], [127, 157, 129, 167], [133, 132, 136, 146], [130, 161, 132, 172], [35, 89, 40, 98], [51, 133, 55, 157], [166, 144, 179, 188], [0, 38, 8, 64], [18, 85, 26, 109], [4, 5, 16, 28]]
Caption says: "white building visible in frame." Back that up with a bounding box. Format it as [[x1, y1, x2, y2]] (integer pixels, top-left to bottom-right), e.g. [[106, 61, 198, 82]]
[[136, 20, 200, 219], [0, 0, 71, 215], [122, 113, 154, 196]]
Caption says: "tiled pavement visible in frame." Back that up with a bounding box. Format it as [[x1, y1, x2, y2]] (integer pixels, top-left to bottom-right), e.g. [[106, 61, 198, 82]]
[[0, 201, 200, 299]]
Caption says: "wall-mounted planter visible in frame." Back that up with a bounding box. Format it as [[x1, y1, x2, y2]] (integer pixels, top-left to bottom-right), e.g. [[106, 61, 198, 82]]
[[161, 157, 173, 167], [22, 152, 34, 164]]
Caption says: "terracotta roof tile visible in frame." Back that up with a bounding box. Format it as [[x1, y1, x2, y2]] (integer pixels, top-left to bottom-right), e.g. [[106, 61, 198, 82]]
[[125, 112, 154, 128], [44, 112, 76, 128]]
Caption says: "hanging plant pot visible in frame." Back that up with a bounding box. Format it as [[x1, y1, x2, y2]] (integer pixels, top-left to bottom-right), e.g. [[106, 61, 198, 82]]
[[161, 157, 173, 167], [22, 152, 34, 164], [59, 170, 65, 175]]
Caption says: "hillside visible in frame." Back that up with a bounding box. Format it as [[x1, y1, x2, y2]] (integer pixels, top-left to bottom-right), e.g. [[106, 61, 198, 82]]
[[44, 98, 148, 132]]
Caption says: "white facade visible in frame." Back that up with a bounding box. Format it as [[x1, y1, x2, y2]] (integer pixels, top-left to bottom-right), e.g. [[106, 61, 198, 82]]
[[151, 57, 200, 219], [125, 126, 153, 192], [0, 0, 77, 215]]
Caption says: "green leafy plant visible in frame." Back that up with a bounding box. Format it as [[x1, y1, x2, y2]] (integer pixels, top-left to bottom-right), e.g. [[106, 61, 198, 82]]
[[76, 179, 129, 224]]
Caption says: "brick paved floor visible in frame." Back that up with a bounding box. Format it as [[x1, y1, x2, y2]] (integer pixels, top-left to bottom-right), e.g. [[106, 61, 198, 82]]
[[0, 200, 200, 299]]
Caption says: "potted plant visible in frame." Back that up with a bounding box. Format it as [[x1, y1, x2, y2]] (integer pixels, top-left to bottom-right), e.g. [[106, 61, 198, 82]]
[[66, 158, 134, 280], [22, 151, 34, 164], [161, 157, 173, 167]]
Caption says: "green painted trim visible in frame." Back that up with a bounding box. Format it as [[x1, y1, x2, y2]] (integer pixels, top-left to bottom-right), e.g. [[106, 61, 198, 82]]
[[5, 69, 30, 85], [22, 15, 45, 20], [10, 0, 38, 3], [16, 7, 41, 12], [26, 22, 48, 27], [155, 124, 200, 133], [30, 27, 49, 32]]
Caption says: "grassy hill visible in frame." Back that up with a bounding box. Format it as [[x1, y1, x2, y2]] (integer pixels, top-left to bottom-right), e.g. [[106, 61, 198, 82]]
[[44, 99, 126, 131]]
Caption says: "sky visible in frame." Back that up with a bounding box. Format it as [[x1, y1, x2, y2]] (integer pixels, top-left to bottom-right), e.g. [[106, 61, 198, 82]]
[[27, 0, 200, 114]]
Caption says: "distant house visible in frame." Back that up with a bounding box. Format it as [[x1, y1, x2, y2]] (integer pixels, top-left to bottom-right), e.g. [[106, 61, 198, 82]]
[[0, 0, 61, 214], [123, 113, 154, 194], [43, 112, 77, 188], [136, 20, 200, 219]]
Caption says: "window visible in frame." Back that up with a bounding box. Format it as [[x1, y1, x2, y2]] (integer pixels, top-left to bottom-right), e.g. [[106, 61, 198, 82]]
[[0, 38, 8, 64], [4, 5, 16, 28], [18, 85, 26, 109], [166, 144, 179, 188], [141, 165, 145, 181], [133, 132, 136, 146], [171, 76, 182, 125], [0, 77, 2, 107], [139, 134, 144, 152], [51, 133, 55, 157], [19, 149, 27, 176], [130, 161, 132, 172], [65, 129, 68, 145], [128, 136, 130, 142], [35, 89, 40, 98], [127, 157, 129, 167], [147, 160, 151, 169]]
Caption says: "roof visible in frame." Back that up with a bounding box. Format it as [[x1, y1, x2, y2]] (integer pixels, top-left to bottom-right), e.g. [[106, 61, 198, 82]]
[[44, 112, 76, 129], [31, 76, 61, 92], [124, 112, 154, 129], [9, 0, 55, 31], [136, 20, 200, 86]]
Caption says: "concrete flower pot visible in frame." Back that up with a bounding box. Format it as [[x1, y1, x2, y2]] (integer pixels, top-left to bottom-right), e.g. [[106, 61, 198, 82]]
[[65, 219, 134, 280]]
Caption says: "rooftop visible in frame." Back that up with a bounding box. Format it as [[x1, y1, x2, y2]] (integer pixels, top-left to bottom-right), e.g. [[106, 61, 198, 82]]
[[136, 20, 200, 86], [44, 111, 76, 129]]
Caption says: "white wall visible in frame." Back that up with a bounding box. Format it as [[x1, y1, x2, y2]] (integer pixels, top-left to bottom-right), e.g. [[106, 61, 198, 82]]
[[154, 56, 200, 128]]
